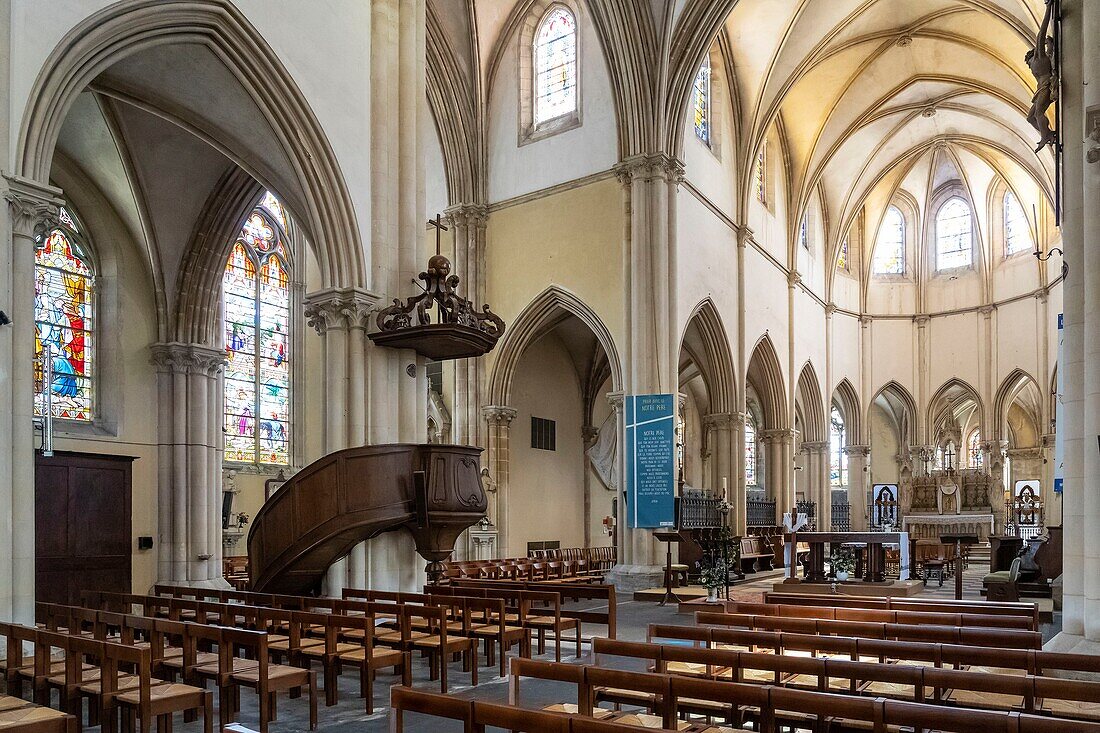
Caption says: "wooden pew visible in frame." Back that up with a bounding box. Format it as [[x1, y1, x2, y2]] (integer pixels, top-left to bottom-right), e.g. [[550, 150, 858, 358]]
[[720, 600, 1034, 630], [762, 590, 1040, 629]]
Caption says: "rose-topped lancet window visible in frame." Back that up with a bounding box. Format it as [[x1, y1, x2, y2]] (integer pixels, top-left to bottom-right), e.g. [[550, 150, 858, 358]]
[[369, 215, 505, 360]]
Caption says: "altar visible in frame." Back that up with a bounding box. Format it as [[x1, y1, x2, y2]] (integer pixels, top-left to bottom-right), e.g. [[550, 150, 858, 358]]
[[901, 513, 994, 541]]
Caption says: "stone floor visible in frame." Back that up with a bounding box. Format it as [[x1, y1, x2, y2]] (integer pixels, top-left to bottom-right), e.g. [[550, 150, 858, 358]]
[[54, 567, 1061, 732]]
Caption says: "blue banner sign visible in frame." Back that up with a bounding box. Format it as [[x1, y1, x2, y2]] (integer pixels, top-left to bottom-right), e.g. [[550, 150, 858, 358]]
[[1054, 313, 1064, 494], [625, 393, 676, 529]]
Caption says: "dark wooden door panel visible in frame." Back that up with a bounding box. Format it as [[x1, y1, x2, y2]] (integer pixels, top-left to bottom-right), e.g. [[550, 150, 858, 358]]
[[35, 452, 134, 606]]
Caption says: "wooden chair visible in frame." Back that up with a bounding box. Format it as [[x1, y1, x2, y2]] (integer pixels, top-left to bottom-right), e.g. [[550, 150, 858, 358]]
[[524, 591, 581, 661], [221, 628, 317, 733], [101, 642, 212, 733], [329, 613, 410, 713], [456, 596, 531, 677], [984, 556, 1024, 601], [380, 604, 477, 693]]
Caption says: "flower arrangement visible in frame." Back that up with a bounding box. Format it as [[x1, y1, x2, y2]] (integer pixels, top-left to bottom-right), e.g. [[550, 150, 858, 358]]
[[830, 547, 855, 577], [698, 556, 729, 590]]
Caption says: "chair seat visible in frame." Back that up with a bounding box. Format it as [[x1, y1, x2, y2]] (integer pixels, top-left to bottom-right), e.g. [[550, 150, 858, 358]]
[[983, 571, 1013, 583], [946, 688, 1023, 710], [664, 661, 714, 677], [193, 658, 260, 676], [78, 674, 148, 695], [231, 663, 309, 686], [269, 637, 324, 652], [862, 681, 929, 699], [301, 642, 360, 658], [338, 647, 404, 666], [377, 631, 430, 644], [527, 616, 577, 629], [541, 704, 614, 719], [610, 712, 690, 729], [163, 650, 218, 670], [473, 625, 523, 637], [785, 674, 855, 691], [0, 706, 70, 725], [116, 682, 205, 706], [1041, 698, 1100, 721], [594, 686, 655, 705], [0, 697, 29, 713]]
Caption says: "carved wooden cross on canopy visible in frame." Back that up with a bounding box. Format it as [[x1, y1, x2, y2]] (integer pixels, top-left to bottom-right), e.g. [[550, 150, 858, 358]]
[[944, 444, 956, 471], [428, 214, 448, 256]]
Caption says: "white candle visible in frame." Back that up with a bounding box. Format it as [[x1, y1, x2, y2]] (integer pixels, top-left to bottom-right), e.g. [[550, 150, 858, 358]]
[[721, 476, 728, 498]]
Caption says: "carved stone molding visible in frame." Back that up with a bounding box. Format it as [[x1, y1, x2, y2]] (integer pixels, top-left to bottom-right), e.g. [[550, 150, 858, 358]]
[[1034, 288, 1049, 303], [800, 440, 829, 454], [303, 287, 381, 334], [1041, 432, 1056, 448], [825, 302, 838, 316], [703, 412, 735, 430], [444, 203, 489, 230], [149, 342, 226, 377], [978, 304, 995, 317], [607, 391, 625, 413], [481, 405, 518, 427], [761, 428, 798, 444], [844, 443, 871, 458], [613, 153, 685, 186], [787, 271, 802, 288], [736, 226, 754, 249], [914, 315, 930, 327], [4, 174, 63, 239]]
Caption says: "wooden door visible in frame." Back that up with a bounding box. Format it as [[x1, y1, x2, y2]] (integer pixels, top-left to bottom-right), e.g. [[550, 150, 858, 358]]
[[35, 451, 134, 605]]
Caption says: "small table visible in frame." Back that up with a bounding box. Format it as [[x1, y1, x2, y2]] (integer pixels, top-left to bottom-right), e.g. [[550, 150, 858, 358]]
[[939, 534, 980, 600]]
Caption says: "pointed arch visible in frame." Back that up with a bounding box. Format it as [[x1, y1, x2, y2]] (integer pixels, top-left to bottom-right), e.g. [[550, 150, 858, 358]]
[[427, 2, 480, 205], [795, 362, 826, 442], [15, 0, 365, 290], [926, 377, 984, 444], [678, 299, 736, 413], [488, 286, 622, 406], [831, 378, 862, 444], [993, 368, 1043, 445], [868, 380, 918, 448], [746, 335, 787, 428]]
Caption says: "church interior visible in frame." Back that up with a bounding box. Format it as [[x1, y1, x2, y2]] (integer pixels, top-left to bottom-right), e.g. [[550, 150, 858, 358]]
[[1, 0, 1098, 731]]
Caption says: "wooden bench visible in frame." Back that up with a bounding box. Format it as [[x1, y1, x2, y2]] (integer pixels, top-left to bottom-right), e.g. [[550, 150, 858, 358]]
[[720, 600, 1034, 630], [738, 536, 774, 573], [761, 591, 1041, 629]]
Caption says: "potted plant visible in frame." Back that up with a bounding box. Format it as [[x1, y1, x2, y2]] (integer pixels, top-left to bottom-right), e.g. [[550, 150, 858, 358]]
[[830, 547, 855, 582], [698, 556, 729, 601]]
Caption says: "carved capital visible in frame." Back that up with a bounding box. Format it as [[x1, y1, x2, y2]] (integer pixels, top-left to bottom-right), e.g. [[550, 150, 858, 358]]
[[787, 271, 802, 288], [736, 226, 754, 249], [703, 412, 735, 430], [303, 287, 381, 334], [761, 428, 798, 444], [978, 304, 995, 317], [800, 440, 830, 454], [1041, 433, 1056, 448], [444, 203, 489, 231], [150, 342, 227, 377], [4, 174, 63, 242], [482, 405, 518, 427], [914, 314, 930, 327], [607, 391, 625, 413], [613, 153, 685, 187], [843, 443, 871, 458], [825, 302, 838, 316], [1034, 287, 1049, 303]]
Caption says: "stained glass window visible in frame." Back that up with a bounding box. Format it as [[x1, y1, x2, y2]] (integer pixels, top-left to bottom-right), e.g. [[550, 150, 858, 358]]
[[936, 197, 972, 270], [534, 6, 577, 125], [754, 147, 767, 205], [223, 193, 291, 465], [837, 236, 850, 272], [967, 429, 983, 468], [692, 56, 711, 145], [744, 417, 757, 485], [34, 216, 93, 421], [830, 406, 847, 487], [1004, 190, 1032, 255], [799, 215, 809, 250], [873, 205, 905, 275]]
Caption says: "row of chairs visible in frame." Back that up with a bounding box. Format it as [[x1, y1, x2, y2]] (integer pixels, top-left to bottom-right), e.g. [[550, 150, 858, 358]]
[[717, 599, 1034, 630], [442, 557, 605, 584], [0, 693, 74, 732], [504, 657, 1093, 733], [761, 590, 1041, 628], [593, 637, 1100, 723], [647, 623, 1100, 678]]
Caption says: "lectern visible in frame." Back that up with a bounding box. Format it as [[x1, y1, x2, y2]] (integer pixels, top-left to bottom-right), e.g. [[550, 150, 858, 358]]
[[939, 533, 979, 600]]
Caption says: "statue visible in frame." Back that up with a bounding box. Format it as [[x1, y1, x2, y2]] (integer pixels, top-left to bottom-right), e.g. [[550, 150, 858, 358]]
[[1025, 0, 1057, 152]]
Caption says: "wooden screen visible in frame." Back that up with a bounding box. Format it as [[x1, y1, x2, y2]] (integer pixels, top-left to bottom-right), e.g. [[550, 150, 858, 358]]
[[35, 451, 134, 605]]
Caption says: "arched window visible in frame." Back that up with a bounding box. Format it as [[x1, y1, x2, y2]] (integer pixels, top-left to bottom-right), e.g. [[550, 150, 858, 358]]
[[223, 192, 291, 465], [799, 215, 809, 250], [533, 6, 577, 125], [836, 236, 850, 272], [873, 205, 905, 274], [692, 56, 711, 145], [34, 208, 94, 421], [1004, 190, 1032, 255], [830, 406, 848, 487], [754, 146, 767, 205], [936, 197, 972, 270], [967, 429, 983, 468], [744, 417, 757, 486]]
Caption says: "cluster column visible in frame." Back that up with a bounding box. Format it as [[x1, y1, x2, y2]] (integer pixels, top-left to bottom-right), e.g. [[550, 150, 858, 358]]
[[445, 204, 489, 446], [844, 444, 871, 530], [761, 429, 796, 519], [1, 177, 63, 623], [481, 406, 517, 556], [303, 287, 379, 593], [983, 439, 1010, 533], [704, 413, 734, 499], [800, 441, 830, 530], [149, 343, 227, 587], [731, 411, 749, 534]]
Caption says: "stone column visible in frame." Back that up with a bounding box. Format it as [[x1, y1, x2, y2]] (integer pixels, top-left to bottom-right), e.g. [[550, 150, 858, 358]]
[[704, 413, 733, 499], [731, 411, 748, 534], [606, 154, 684, 591], [481, 406, 516, 556], [149, 343, 228, 588], [761, 429, 796, 518], [1040, 434, 1060, 526], [303, 287, 378, 594], [1, 177, 62, 623], [845, 444, 871, 530], [984, 439, 1010, 533], [915, 315, 931, 443], [445, 204, 488, 446], [801, 441, 830, 530]]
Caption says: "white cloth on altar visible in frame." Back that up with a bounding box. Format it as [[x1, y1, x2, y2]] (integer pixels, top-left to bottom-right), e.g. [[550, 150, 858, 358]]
[[782, 512, 809, 578]]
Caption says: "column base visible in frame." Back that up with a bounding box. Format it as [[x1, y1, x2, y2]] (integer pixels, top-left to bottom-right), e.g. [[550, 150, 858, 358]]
[[1044, 632, 1100, 678], [604, 564, 665, 593]]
